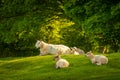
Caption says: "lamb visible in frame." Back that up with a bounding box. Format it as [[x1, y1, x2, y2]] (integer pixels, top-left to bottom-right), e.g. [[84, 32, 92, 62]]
[[70, 47, 85, 55], [86, 51, 108, 65], [35, 40, 71, 56], [53, 55, 69, 69]]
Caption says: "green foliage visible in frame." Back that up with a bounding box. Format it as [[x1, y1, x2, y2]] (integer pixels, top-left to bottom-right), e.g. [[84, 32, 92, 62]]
[[60, 24, 92, 51], [0, 0, 75, 57], [0, 54, 120, 80], [0, 0, 120, 57], [63, 0, 120, 52]]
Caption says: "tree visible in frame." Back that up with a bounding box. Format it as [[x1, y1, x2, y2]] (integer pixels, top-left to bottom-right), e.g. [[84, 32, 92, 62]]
[[62, 0, 120, 52], [0, 0, 67, 57]]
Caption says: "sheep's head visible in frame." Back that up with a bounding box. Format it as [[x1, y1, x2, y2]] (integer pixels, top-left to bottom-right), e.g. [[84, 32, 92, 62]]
[[86, 51, 94, 59], [70, 47, 77, 53], [35, 40, 44, 48], [53, 55, 61, 61]]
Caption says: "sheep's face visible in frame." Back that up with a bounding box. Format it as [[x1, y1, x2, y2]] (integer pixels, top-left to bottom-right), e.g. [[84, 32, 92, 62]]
[[70, 47, 84, 55], [70, 47, 77, 53], [35, 40, 43, 48], [53, 55, 61, 61], [70, 47, 75, 53], [86, 51, 94, 58]]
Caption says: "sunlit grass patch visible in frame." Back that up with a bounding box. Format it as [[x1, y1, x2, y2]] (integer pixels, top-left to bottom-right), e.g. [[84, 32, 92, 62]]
[[0, 53, 120, 80]]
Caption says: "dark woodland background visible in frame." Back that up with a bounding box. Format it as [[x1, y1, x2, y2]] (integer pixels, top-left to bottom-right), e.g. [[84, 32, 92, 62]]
[[0, 0, 120, 57]]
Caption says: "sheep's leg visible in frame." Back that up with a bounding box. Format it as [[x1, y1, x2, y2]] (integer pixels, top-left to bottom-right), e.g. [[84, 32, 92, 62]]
[[39, 50, 48, 56], [91, 60, 95, 64], [39, 54, 44, 56], [39, 52, 43, 56], [96, 62, 101, 65], [56, 65, 60, 69], [39, 52, 42, 56], [56, 65, 59, 69], [39, 52, 45, 56]]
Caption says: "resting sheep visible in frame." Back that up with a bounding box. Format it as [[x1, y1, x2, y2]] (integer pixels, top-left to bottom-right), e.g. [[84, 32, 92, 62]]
[[35, 40, 71, 56], [86, 51, 108, 65], [53, 55, 69, 69], [70, 47, 85, 55]]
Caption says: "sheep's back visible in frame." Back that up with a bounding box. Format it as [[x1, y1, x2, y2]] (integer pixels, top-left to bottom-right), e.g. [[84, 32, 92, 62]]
[[95, 55, 108, 64], [56, 59, 69, 68]]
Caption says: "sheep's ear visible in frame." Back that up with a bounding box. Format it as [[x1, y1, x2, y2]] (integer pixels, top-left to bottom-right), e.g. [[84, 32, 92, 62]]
[[54, 54, 60, 59], [74, 47, 77, 49], [54, 54, 59, 57], [70, 47, 73, 51], [89, 51, 94, 55]]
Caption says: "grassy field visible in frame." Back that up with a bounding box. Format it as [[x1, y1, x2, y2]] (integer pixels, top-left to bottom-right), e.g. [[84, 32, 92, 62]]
[[0, 53, 120, 80]]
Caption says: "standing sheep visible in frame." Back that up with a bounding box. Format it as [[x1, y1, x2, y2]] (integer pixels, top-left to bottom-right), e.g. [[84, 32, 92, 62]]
[[53, 55, 69, 69], [86, 51, 108, 65]]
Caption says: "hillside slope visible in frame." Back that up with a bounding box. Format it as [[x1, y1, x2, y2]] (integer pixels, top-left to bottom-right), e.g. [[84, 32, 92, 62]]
[[0, 53, 120, 80]]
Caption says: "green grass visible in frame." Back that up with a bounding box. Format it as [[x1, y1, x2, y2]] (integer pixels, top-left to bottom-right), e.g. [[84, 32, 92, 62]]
[[0, 53, 120, 80]]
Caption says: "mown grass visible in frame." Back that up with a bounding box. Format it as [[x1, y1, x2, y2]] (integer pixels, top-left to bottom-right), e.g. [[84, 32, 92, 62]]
[[0, 53, 120, 80]]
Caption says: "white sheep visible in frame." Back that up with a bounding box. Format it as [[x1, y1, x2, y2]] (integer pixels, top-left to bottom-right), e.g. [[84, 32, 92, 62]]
[[53, 55, 69, 69], [70, 47, 85, 55], [86, 51, 108, 65], [35, 40, 71, 56]]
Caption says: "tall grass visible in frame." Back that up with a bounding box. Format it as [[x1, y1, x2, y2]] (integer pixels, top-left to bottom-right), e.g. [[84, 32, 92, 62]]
[[0, 53, 120, 80]]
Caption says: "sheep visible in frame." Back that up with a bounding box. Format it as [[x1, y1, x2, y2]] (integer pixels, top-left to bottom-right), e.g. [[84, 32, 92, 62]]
[[70, 47, 85, 55], [35, 40, 71, 56], [86, 51, 108, 65], [53, 55, 69, 69]]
